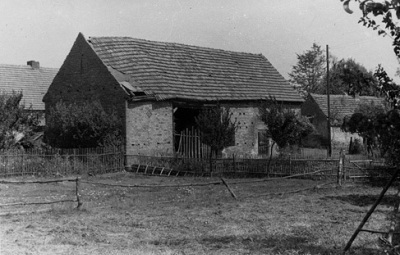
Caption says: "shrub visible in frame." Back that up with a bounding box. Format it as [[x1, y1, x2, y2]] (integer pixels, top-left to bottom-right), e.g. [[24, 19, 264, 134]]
[[45, 101, 123, 148], [0, 91, 39, 149]]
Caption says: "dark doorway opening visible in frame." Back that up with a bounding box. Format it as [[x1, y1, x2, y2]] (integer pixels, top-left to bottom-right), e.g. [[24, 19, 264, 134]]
[[174, 107, 200, 152], [174, 107, 200, 134]]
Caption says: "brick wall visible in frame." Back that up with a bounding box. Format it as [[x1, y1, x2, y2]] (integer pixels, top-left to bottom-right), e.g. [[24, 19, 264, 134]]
[[126, 100, 174, 158], [125, 100, 301, 159], [43, 33, 126, 123], [222, 102, 301, 157]]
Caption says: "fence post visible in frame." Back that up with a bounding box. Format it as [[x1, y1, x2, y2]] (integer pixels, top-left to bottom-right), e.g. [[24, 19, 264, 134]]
[[342, 150, 346, 183], [21, 152, 24, 176], [233, 154, 236, 174], [338, 149, 344, 186], [73, 148, 77, 174], [76, 177, 83, 209]]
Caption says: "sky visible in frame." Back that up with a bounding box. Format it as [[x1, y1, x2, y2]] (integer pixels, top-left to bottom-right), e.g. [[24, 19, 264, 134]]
[[0, 0, 399, 82]]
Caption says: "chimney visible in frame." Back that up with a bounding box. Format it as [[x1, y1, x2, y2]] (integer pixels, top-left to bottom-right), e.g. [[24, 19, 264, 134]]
[[27, 60, 40, 69]]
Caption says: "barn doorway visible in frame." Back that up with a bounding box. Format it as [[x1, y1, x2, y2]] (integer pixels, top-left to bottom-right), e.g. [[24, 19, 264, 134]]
[[174, 107, 200, 135], [173, 107, 212, 158]]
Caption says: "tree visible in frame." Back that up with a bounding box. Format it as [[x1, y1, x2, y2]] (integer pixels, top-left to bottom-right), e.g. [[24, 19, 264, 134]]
[[289, 43, 326, 93], [259, 97, 314, 172], [44, 100, 122, 148], [324, 58, 379, 96], [342, 0, 400, 57], [0, 91, 39, 149], [375, 64, 400, 108], [341, 0, 400, 162], [341, 2, 400, 251], [195, 104, 237, 172], [342, 100, 389, 155]]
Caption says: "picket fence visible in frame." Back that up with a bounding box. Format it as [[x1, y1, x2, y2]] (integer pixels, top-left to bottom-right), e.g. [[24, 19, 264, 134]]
[[0, 143, 388, 180]]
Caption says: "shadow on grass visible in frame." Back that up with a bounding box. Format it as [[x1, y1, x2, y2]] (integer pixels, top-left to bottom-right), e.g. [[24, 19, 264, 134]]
[[325, 194, 398, 207], [149, 232, 382, 254]]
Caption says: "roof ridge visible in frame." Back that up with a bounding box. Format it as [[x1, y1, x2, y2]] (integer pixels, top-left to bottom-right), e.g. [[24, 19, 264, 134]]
[[0, 63, 59, 70], [88, 36, 262, 57]]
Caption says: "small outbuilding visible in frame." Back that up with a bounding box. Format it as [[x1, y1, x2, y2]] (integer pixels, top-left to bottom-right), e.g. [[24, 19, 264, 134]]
[[301, 93, 384, 147]]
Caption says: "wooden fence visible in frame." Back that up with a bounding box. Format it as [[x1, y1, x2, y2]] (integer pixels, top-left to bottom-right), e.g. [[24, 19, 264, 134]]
[[126, 154, 340, 179], [0, 177, 82, 215], [344, 159, 392, 181], [0, 146, 125, 177], [175, 127, 212, 158]]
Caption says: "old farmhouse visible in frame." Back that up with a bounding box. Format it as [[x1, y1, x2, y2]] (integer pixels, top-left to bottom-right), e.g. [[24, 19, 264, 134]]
[[44, 33, 303, 158], [301, 93, 384, 147], [0, 61, 58, 125]]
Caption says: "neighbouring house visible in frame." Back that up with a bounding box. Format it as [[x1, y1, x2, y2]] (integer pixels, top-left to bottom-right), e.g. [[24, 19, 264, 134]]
[[43, 33, 304, 159], [301, 93, 384, 147], [0, 61, 59, 126]]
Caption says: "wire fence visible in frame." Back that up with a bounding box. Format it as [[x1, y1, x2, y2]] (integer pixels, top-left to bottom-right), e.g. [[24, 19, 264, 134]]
[[0, 170, 337, 216], [0, 177, 82, 216]]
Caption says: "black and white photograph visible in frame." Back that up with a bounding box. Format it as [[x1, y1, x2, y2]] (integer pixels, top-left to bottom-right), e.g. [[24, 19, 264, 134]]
[[1, 1, 400, 254]]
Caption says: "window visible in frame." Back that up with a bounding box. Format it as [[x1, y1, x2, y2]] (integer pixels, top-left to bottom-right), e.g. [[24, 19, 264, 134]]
[[258, 130, 270, 155]]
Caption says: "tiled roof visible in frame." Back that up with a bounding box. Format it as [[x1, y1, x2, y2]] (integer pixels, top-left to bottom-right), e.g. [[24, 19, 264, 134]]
[[0, 64, 58, 110], [87, 36, 303, 103], [311, 93, 384, 123]]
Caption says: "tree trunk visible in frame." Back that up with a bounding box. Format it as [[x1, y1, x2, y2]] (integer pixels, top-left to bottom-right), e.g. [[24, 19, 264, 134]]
[[209, 149, 213, 173]]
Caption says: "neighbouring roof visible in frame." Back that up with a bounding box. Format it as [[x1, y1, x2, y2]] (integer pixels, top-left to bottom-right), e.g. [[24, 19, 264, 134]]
[[310, 93, 385, 123], [0, 64, 58, 110], [87, 36, 303, 103]]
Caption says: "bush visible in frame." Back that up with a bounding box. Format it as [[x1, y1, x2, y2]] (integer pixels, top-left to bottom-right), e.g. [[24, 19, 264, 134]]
[[45, 101, 122, 148], [0, 91, 39, 149]]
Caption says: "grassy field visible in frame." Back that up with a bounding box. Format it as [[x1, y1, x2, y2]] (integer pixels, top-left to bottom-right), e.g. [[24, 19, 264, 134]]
[[0, 172, 398, 255]]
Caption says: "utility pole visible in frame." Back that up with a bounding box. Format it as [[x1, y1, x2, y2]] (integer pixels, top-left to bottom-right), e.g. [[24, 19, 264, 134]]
[[326, 45, 332, 157]]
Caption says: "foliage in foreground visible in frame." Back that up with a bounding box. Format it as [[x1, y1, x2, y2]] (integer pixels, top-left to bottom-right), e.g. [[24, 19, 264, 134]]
[[195, 104, 237, 170], [195, 104, 237, 156], [0, 91, 39, 149], [45, 100, 122, 148], [340, 0, 400, 166], [259, 97, 314, 159]]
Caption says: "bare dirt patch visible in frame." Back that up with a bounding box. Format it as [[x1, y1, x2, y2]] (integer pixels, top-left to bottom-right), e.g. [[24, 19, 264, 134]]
[[0, 172, 396, 254]]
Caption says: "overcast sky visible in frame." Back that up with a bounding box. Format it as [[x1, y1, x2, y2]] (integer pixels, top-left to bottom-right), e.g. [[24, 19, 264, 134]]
[[0, 0, 399, 82]]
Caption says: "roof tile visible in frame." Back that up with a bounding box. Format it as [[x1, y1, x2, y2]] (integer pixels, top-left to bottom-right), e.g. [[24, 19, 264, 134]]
[[88, 36, 303, 103], [311, 93, 384, 123], [0, 64, 58, 110]]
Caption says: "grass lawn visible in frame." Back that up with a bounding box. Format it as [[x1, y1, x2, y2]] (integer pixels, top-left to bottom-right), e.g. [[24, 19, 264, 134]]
[[0, 172, 398, 255]]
